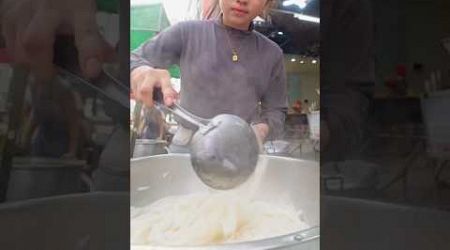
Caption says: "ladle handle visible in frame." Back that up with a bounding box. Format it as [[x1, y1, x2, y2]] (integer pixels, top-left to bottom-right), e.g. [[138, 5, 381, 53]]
[[152, 88, 208, 128]]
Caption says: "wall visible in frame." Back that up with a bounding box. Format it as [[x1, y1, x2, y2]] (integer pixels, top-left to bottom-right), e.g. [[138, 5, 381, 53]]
[[284, 55, 320, 106]]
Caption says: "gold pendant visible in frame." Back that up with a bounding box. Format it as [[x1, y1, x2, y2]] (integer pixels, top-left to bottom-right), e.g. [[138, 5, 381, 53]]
[[232, 50, 238, 62]]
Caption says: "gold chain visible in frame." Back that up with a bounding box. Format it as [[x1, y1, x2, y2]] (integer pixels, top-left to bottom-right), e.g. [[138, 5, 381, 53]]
[[225, 29, 240, 62]]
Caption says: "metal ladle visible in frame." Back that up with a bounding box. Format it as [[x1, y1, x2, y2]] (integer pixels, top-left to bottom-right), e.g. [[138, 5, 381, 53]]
[[153, 89, 259, 190]]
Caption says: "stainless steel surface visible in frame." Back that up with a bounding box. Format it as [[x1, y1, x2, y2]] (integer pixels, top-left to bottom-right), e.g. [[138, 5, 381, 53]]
[[0, 192, 129, 250], [131, 154, 320, 249], [158, 102, 208, 128], [6, 157, 86, 201], [132, 139, 168, 158], [157, 103, 260, 190], [264, 140, 301, 157]]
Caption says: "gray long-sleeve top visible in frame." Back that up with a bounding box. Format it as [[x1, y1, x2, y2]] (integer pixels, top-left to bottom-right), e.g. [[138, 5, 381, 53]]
[[130, 17, 287, 139]]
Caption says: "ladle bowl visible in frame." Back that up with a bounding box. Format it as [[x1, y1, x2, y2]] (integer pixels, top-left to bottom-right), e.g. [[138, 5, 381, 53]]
[[190, 114, 259, 189], [153, 89, 259, 189]]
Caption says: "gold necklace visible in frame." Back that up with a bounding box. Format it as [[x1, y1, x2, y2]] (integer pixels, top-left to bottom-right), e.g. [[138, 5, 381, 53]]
[[225, 30, 240, 62]]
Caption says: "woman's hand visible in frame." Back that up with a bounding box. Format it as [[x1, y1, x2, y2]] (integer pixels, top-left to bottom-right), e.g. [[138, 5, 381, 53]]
[[130, 65, 178, 108], [252, 123, 269, 152], [0, 0, 114, 81]]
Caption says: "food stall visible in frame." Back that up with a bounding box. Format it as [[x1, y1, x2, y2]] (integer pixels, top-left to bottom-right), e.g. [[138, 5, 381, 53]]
[[129, 1, 320, 249]]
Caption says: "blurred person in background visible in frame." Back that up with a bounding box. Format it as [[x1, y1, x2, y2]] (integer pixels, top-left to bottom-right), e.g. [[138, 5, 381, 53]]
[[292, 99, 303, 113], [0, 0, 128, 191], [385, 64, 408, 96], [130, 0, 288, 153]]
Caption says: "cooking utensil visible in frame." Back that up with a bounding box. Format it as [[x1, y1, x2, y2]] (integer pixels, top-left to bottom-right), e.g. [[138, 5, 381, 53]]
[[264, 140, 301, 157], [53, 36, 129, 123], [6, 157, 86, 201], [131, 154, 320, 249], [153, 89, 259, 190], [132, 139, 168, 158]]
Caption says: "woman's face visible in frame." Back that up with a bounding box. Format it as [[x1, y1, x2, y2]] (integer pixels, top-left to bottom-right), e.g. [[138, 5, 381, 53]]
[[220, 0, 269, 30]]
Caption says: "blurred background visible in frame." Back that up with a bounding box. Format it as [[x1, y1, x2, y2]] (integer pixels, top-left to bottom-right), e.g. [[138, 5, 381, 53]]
[[0, 8, 122, 202], [321, 0, 450, 211]]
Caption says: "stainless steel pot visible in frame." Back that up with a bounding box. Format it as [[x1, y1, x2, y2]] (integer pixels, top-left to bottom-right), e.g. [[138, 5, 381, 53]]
[[6, 157, 86, 201], [132, 139, 168, 158], [0, 192, 129, 250], [264, 140, 301, 157], [131, 154, 320, 249]]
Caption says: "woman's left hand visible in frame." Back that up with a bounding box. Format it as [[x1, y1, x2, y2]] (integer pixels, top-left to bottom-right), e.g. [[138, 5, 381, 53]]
[[251, 123, 269, 151]]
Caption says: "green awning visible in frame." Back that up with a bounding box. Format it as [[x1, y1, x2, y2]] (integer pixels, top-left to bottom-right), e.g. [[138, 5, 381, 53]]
[[130, 3, 180, 78]]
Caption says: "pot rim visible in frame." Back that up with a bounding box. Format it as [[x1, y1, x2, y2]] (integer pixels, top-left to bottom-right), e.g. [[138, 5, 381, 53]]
[[134, 139, 168, 144], [131, 153, 318, 164], [11, 157, 86, 169]]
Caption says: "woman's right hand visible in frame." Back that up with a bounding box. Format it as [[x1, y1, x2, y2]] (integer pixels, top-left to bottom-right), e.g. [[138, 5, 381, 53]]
[[1, 0, 114, 81], [130, 66, 178, 107]]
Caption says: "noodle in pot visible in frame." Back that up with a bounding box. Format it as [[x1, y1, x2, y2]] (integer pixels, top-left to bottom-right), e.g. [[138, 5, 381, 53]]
[[131, 192, 309, 246]]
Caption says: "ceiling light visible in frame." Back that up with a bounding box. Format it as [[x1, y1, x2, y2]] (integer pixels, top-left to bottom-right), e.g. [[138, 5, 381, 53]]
[[294, 13, 320, 23], [312, 59, 318, 64], [300, 60, 305, 64], [278, 31, 284, 35], [291, 58, 297, 62], [283, 0, 308, 9]]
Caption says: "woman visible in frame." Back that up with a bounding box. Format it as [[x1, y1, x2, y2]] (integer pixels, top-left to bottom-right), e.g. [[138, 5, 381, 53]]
[[292, 99, 302, 113], [130, 0, 287, 153]]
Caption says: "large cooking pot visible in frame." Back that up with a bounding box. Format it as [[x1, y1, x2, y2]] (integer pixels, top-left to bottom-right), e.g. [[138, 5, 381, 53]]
[[131, 154, 320, 249], [6, 157, 86, 201], [132, 139, 168, 158], [264, 140, 301, 157], [322, 196, 450, 250], [0, 192, 129, 250]]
